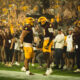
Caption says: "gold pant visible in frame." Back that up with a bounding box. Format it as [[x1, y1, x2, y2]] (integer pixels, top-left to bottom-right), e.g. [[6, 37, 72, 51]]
[[43, 39, 53, 53], [23, 47, 34, 59]]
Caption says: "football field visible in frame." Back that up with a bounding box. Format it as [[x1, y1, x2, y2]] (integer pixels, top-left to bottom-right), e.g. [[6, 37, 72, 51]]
[[0, 63, 80, 80], [0, 70, 80, 80]]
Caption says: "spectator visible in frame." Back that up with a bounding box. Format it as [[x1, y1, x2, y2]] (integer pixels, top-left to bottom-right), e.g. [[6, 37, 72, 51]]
[[66, 28, 75, 70], [54, 28, 65, 69], [12, 34, 21, 66], [4, 28, 14, 67], [73, 26, 80, 72], [0, 29, 5, 64]]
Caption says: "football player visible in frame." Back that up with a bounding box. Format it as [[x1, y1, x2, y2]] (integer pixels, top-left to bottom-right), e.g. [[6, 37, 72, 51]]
[[38, 16, 54, 75], [20, 17, 34, 75]]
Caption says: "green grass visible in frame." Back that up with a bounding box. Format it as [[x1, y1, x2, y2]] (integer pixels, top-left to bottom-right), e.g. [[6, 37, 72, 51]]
[[0, 63, 23, 72], [0, 77, 24, 80], [0, 63, 80, 77]]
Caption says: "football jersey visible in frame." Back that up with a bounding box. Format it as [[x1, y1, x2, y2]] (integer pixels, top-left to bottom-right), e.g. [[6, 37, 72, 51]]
[[23, 25, 33, 43]]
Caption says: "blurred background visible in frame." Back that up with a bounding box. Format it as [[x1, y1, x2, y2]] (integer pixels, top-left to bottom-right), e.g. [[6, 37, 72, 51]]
[[0, 0, 80, 25]]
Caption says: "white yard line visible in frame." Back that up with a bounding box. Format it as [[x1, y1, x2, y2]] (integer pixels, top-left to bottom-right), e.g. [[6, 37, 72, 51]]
[[0, 70, 80, 80]]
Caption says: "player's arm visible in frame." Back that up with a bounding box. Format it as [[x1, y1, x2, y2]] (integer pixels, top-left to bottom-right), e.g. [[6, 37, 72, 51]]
[[47, 33, 55, 47], [46, 25, 55, 47], [20, 30, 29, 43]]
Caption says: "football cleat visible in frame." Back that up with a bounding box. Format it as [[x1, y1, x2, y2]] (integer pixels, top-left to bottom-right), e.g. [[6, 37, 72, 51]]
[[21, 66, 26, 72]]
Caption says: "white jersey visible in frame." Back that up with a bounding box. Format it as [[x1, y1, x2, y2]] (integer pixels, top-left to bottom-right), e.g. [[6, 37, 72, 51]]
[[66, 35, 73, 52]]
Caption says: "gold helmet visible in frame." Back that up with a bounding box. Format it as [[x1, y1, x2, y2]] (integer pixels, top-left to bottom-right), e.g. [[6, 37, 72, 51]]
[[25, 17, 34, 26], [38, 16, 47, 25]]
